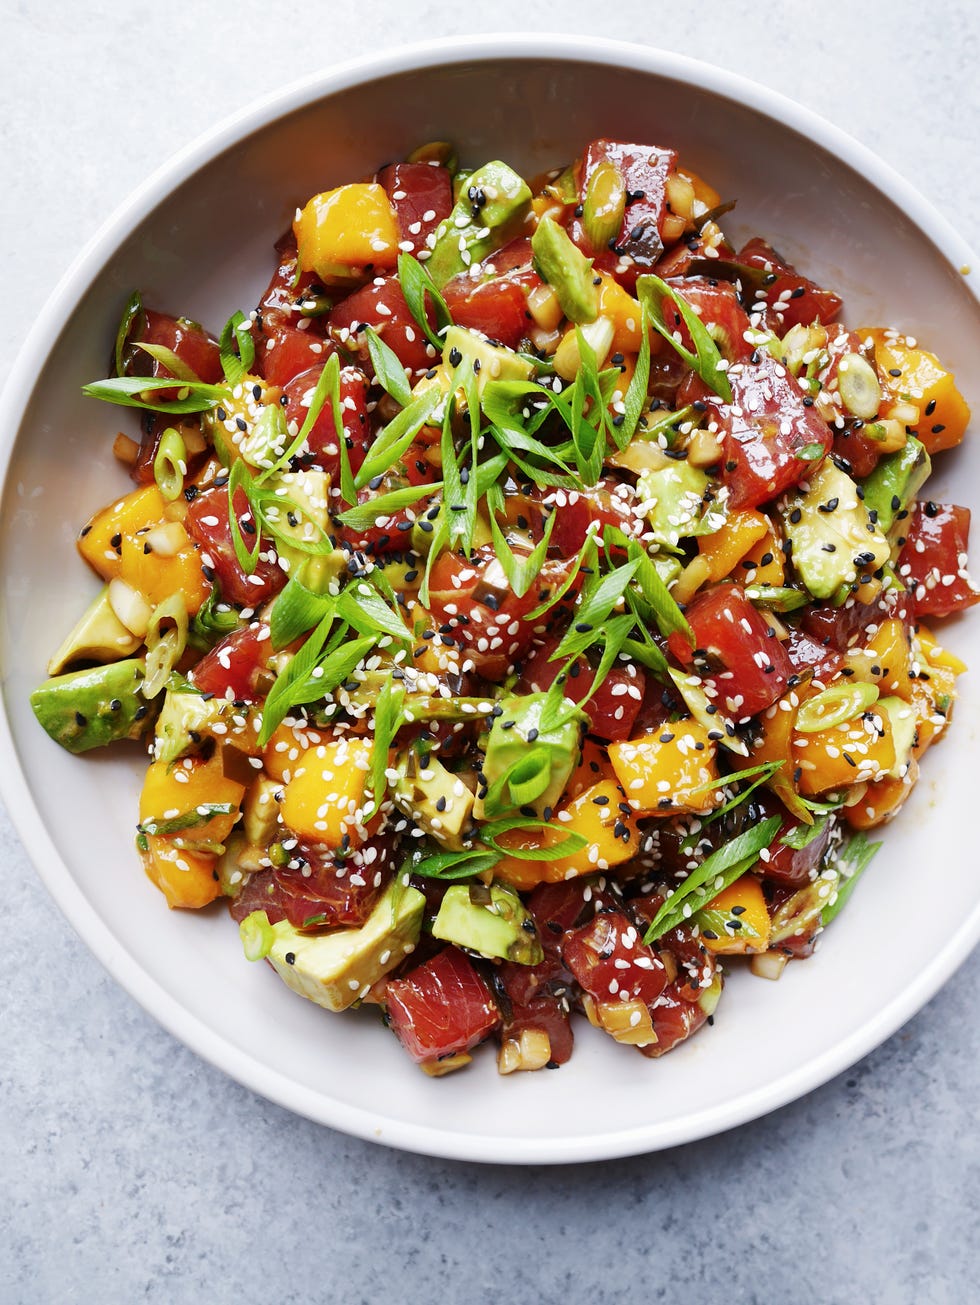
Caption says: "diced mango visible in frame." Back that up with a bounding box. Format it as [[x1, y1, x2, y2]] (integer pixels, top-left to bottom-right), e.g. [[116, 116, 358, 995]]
[[262, 720, 328, 783], [844, 762, 919, 831], [701, 873, 771, 955], [861, 327, 971, 454], [741, 516, 785, 587], [141, 836, 221, 910], [679, 167, 722, 213], [280, 734, 376, 848], [844, 616, 914, 701], [119, 530, 210, 616], [491, 826, 554, 893], [792, 710, 896, 796], [698, 510, 769, 583], [609, 720, 718, 816], [294, 183, 399, 277], [598, 274, 643, 353], [78, 483, 210, 616], [565, 737, 615, 800], [139, 753, 246, 847], [915, 622, 968, 677], [492, 777, 639, 889], [78, 485, 168, 581], [548, 779, 639, 877], [747, 685, 816, 818]]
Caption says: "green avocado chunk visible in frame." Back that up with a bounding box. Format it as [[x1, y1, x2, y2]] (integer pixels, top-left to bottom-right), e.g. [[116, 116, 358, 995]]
[[441, 324, 534, 394], [859, 436, 931, 538], [264, 880, 426, 1012], [530, 216, 599, 324], [482, 692, 586, 817], [392, 744, 475, 848], [637, 461, 710, 553], [31, 658, 152, 754], [432, 881, 543, 965], [153, 679, 255, 765], [779, 460, 890, 600], [425, 160, 532, 288], [46, 585, 142, 676]]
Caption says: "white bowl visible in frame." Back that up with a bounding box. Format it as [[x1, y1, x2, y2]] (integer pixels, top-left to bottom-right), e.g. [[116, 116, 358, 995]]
[[2, 35, 978, 1164]]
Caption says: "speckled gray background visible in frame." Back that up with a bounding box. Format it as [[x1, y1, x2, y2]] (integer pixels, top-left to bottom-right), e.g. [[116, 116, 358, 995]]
[[2, 2, 978, 1302]]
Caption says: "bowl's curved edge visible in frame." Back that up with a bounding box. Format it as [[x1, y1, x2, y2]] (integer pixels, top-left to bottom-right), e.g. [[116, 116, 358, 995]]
[[2, 32, 979, 1165]]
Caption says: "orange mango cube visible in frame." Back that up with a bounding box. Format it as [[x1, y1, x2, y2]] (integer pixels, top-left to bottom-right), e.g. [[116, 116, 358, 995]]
[[861, 327, 971, 454], [141, 836, 221, 910], [294, 183, 399, 277], [139, 753, 246, 848], [701, 873, 771, 955], [280, 735, 376, 848], [609, 720, 718, 816]]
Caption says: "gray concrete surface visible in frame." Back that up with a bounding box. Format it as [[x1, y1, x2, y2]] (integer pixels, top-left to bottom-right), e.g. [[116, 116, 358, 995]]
[[1, 2, 978, 1301]]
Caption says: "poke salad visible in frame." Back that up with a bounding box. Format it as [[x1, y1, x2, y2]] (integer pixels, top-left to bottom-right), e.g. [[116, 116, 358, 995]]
[[31, 137, 977, 1076]]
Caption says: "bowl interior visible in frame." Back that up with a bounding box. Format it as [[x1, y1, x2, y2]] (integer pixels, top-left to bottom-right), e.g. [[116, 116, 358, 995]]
[[2, 46, 979, 1162]]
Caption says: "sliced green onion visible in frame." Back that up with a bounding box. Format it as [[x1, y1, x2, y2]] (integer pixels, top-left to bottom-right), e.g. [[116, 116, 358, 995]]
[[114, 290, 143, 376], [133, 341, 200, 384], [142, 593, 189, 699], [795, 682, 879, 734], [153, 428, 186, 501], [240, 910, 276, 961], [582, 160, 626, 251], [837, 353, 881, 420], [139, 803, 235, 836], [269, 572, 335, 650], [187, 585, 240, 651]]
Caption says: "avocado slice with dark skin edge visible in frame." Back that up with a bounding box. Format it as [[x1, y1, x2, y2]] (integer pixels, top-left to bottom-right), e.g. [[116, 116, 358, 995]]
[[858, 436, 931, 538], [31, 658, 154, 754], [425, 160, 532, 289]]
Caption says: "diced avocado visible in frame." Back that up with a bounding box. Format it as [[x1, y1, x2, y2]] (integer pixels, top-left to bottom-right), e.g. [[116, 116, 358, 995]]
[[530, 216, 598, 325], [432, 881, 543, 965], [877, 695, 917, 779], [153, 679, 255, 764], [637, 462, 710, 553], [243, 776, 283, 848], [31, 658, 152, 754], [859, 436, 931, 537], [392, 744, 475, 848], [451, 168, 474, 204], [442, 325, 534, 393], [426, 161, 532, 288], [482, 692, 586, 817], [264, 879, 426, 1012], [652, 552, 683, 588], [261, 469, 333, 573], [46, 584, 142, 675], [780, 460, 890, 600], [202, 374, 274, 464], [238, 400, 288, 469]]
